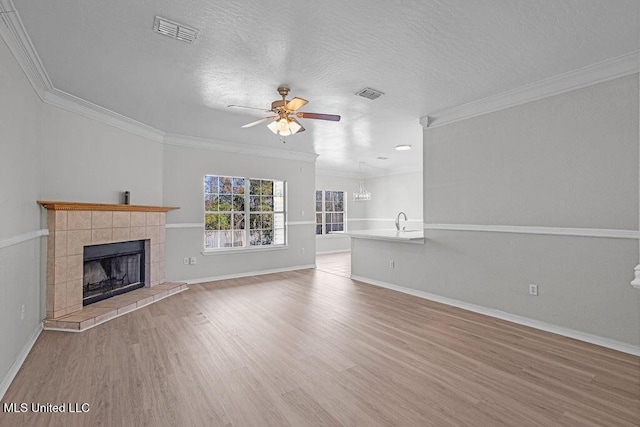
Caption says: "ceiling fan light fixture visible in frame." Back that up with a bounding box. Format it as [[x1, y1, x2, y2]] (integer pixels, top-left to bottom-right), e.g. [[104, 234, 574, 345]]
[[232, 87, 339, 137], [267, 117, 298, 135], [288, 120, 302, 134], [267, 120, 279, 134]]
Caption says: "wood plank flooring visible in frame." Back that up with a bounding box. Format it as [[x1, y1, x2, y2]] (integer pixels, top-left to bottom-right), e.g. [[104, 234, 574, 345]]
[[1, 263, 639, 426], [315, 251, 351, 278]]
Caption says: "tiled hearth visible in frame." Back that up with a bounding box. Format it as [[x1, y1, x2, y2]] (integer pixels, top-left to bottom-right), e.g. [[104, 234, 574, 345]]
[[38, 201, 185, 331], [45, 282, 187, 331]]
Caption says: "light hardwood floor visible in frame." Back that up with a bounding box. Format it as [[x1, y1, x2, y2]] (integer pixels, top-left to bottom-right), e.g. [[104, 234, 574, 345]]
[[2, 267, 639, 426], [315, 252, 351, 278]]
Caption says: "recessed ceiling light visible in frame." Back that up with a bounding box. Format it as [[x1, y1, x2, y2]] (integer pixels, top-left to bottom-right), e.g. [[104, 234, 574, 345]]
[[395, 145, 412, 151], [377, 156, 389, 160]]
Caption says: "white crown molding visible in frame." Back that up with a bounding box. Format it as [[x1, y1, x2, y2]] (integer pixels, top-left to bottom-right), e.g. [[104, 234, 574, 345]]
[[421, 50, 640, 129], [0, 0, 51, 100], [0, 229, 48, 250], [423, 223, 639, 240], [351, 274, 640, 356], [164, 134, 318, 162], [44, 89, 165, 142]]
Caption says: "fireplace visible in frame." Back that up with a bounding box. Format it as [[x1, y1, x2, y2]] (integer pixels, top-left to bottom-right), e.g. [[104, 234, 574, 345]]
[[38, 201, 179, 319], [83, 240, 146, 305]]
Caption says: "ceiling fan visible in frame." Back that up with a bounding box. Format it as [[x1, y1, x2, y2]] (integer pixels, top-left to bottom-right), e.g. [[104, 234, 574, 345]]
[[228, 87, 341, 136]]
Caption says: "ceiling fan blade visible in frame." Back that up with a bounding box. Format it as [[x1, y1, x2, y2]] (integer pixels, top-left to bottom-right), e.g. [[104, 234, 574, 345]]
[[228, 104, 272, 113], [285, 97, 308, 112], [290, 118, 306, 133], [241, 117, 276, 128], [296, 112, 341, 122]]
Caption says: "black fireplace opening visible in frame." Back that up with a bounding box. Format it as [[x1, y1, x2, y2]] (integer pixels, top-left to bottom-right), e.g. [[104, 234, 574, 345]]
[[83, 240, 146, 306]]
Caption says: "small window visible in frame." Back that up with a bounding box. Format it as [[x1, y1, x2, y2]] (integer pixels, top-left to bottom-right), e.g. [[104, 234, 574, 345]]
[[205, 175, 285, 249], [315, 190, 345, 235]]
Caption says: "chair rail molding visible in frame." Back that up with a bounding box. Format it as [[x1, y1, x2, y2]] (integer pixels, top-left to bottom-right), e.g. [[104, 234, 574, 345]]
[[0, 229, 48, 250], [423, 223, 640, 240]]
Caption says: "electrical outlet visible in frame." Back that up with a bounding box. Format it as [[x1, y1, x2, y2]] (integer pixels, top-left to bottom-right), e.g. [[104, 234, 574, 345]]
[[189, 257, 197, 265], [389, 260, 395, 269], [183, 257, 189, 265], [528, 284, 538, 296], [20, 304, 25, 320]]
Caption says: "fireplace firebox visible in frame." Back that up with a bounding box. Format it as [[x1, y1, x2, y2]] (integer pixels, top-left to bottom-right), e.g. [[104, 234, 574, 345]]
[[83, 240, 146, 306]]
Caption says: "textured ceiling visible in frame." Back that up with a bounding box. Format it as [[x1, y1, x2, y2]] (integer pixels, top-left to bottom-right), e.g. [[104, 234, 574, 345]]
[[13, 0, 640, 174]]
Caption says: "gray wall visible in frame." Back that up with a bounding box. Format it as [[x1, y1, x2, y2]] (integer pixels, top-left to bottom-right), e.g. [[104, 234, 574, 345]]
[[39, 104, 164, 205], [0, 37, 43, 388], [353, 75, 640, 346], [163, 144, 316, 281]]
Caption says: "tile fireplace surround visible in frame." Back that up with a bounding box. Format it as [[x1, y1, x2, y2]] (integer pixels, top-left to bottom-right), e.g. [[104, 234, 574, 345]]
[[38, 201, 181, 329]]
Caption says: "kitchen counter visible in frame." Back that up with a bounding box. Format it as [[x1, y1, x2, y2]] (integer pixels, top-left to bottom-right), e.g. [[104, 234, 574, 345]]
[[347, 229, 425, 243]]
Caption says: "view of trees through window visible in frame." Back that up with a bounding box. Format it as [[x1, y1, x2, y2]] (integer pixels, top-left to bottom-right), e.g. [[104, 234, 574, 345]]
[[205, 175, 285, 249], [315, 190, 345, 235]]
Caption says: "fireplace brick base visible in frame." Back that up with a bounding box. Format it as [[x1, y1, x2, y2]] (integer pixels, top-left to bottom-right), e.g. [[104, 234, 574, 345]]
[[40, 202, 177, 320]]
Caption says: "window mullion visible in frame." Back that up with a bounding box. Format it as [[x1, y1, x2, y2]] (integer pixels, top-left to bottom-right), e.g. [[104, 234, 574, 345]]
[[323, 191, 327, 235], [244, 180, 250, 247]]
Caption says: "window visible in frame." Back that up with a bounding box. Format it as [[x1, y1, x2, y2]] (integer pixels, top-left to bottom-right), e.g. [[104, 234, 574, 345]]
[[315, 190, 345, 235], [205, 175, 285, 249]]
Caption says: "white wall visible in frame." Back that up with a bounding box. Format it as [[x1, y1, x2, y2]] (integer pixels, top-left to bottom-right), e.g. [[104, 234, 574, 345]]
[[0, 37, 43, 393], [352, 75, 640, 347], [163, 144, 316, 281]]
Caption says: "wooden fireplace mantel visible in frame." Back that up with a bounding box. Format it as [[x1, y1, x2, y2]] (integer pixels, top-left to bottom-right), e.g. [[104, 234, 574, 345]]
[[37, 201, 180, 212]]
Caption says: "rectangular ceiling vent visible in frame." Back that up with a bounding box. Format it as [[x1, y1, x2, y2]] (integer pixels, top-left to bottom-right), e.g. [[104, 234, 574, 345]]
[[154, 16, 199, 44], [356, 87, 384, 100]]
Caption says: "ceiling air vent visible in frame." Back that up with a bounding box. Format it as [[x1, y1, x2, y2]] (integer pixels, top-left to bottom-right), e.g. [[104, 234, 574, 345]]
[[356, 87, 384, 100], [154, 16, 199, 44]]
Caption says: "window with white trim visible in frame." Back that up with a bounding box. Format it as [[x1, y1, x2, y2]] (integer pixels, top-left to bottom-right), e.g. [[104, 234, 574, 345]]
[[315, 190, 346, 235], [205, 175, 285, 249]]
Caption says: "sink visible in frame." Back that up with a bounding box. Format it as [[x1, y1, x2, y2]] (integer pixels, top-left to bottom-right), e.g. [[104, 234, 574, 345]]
[[398, 229, 421, 233]]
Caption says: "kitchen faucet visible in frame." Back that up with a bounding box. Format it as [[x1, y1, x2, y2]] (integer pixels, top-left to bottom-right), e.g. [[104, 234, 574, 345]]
[[395, 212, 407, 231]]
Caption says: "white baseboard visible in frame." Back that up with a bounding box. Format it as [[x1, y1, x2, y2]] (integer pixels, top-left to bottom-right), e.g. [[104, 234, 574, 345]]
[[351, 275, 640, 357], [316, 249, 351, 255], [0, 323, 43, 400], [182, 264, 316, 285]]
